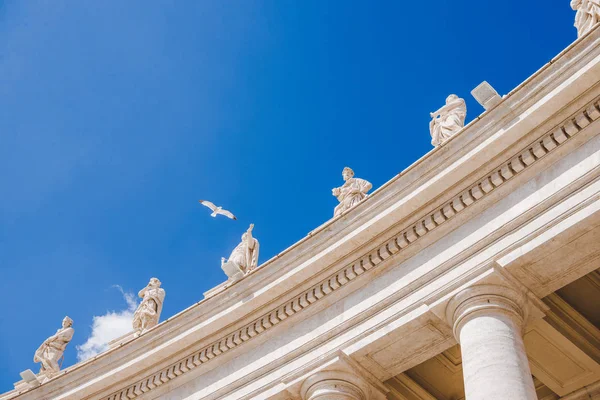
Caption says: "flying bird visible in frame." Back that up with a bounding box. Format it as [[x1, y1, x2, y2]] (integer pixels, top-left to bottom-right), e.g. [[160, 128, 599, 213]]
[[199, 200, 237, 220]]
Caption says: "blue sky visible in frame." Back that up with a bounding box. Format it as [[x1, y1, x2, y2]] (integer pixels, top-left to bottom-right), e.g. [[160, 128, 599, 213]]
[[0, 0, 575, 390]]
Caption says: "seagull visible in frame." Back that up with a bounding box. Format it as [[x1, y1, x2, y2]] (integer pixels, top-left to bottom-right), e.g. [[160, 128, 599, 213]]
[[199, 200, 237, 220]]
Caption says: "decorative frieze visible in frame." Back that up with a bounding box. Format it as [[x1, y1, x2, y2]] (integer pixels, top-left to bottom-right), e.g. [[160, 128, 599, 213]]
[[102, 99, 600, 400]]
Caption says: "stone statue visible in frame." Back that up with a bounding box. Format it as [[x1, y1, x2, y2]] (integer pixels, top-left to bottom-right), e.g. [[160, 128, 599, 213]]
[[332, 167, 372, 217], [221, 224, 259, 280], [571, 0, 600, 37], [132, 277, 165, 336], [430, 94, 467, 147], [33, 316, 74, 381]]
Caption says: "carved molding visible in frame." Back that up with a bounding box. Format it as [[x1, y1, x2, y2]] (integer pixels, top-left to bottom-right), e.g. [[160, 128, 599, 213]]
[[300, 371, 368, 400], [586, 270, 600, 291], [435, 346, 463, 374], [543, 293, 600, 364], [446, 284, 529, 340], [367, 321, 450, 373], [524, 319, 600, 396], [533, 377, 559, 400], [558, 379, 600, 399], [101, 99, 600, 400], [385, 374, 437, 400]]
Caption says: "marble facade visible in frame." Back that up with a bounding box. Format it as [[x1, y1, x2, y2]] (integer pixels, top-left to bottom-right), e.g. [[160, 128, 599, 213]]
[[4, 16, 600, 400]]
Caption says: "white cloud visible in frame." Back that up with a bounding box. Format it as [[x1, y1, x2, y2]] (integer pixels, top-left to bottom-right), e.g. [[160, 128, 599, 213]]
[[76, 286, 138, 362]]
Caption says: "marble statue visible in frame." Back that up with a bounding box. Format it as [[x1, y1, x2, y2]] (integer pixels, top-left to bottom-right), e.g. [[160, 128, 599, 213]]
[[221, 223, 259, 280], [132, 277, 165, 336], [33, 316, 74, 381], [571, 0, 600, 37], [430, 94, 467, 147], [332, 167, 372, 217]]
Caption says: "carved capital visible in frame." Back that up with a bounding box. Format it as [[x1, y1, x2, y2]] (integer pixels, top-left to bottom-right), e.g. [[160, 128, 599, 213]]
[[300, 371, 368, 400], [445, 284, 528, 341]]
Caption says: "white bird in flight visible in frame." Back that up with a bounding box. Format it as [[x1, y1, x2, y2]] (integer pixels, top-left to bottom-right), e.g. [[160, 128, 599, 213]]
[[199, 200, 237, 220]]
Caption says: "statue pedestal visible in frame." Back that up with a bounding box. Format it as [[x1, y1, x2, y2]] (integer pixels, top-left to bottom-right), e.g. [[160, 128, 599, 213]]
[[221, 260, 244, 281], [15, 369, 41, 389]]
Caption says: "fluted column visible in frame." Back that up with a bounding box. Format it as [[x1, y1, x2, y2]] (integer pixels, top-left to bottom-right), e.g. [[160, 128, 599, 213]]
[[300, 371, 368, 400], [446, 284, 537, 400]]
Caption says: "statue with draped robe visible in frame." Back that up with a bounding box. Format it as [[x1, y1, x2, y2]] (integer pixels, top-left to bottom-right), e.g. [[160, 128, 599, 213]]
[[33, 316, 74, 381], [221, 224, 259, 280], [429, 94, 467, 147], [132, 277, 165, 336], [332, 167, 372, 217], [571, 0, 600, 37]]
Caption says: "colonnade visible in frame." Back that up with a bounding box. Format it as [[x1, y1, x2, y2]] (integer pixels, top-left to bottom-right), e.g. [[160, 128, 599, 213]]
[[300, 284, 538, 400], [446, 284, 537, 400]]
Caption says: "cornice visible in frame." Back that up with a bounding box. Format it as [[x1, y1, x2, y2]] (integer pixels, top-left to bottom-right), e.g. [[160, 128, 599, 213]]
[[99, 93, 600, 400]]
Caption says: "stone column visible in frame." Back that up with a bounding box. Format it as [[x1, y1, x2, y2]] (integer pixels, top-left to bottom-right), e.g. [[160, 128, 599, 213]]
[[300, 371, 368, 400], [446, 284, 537, 400]]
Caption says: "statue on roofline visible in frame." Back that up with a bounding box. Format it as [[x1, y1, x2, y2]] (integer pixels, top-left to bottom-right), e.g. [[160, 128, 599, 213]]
[[332, 167, 372, 217], [33, 316, 74, 382], [571, 0, 600, 37], [429, 94, 467, 147], [132, 277, 165, 336], [221, 223, 260, 281]]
